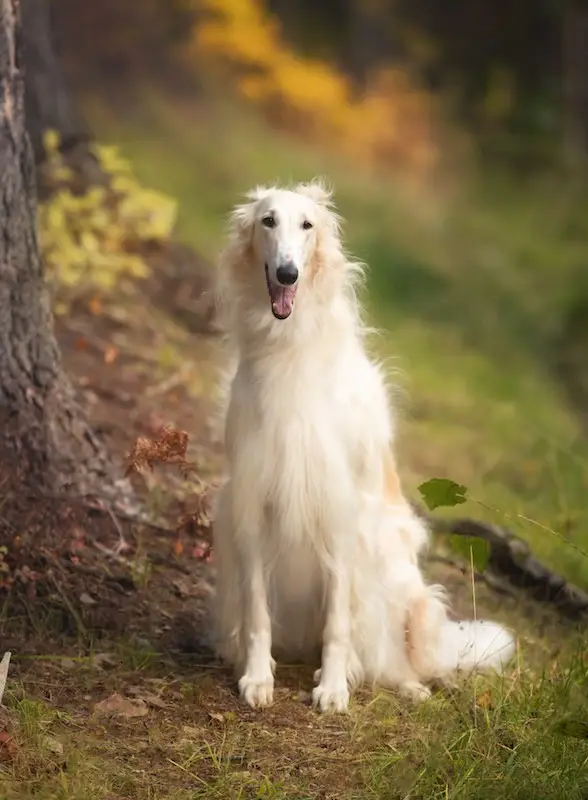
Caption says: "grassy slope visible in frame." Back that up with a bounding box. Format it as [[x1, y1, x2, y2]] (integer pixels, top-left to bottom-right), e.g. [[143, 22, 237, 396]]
[[85, 90, 588, 590], [4, 94, 588, 799]]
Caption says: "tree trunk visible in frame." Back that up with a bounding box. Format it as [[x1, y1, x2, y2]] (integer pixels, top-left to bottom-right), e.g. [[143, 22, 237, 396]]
[[0, 0, 113, 496], [20, 0, 88, 164]]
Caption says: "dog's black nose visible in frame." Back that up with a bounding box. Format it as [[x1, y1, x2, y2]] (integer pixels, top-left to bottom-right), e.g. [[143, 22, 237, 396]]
[[276, 262, 299, 286]]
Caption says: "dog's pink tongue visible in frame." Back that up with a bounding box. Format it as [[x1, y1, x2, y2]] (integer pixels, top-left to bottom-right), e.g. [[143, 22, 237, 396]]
[[269, 285, 297, 319]]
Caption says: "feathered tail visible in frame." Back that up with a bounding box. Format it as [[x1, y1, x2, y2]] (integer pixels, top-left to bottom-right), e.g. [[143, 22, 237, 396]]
[[406, 588, 516, 681], [435, 619, 516, 676]]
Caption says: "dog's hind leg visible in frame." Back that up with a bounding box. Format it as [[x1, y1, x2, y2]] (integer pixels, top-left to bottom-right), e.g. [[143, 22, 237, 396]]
[[403, 584, 447, 698]]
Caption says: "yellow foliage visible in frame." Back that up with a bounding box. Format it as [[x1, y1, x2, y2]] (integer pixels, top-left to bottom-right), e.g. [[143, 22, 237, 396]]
[[193, 0, 438, 175], [38, 131, 177, 303]]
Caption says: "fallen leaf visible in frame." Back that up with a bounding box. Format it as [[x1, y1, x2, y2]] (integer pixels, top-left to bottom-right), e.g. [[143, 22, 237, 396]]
[[104, 345, 119, 365], [95, 692, 149, 718], [42, 735, 64, 756], [143, 693, 168, 709], [125, 425, 196, 477], [476, 689, 493, 709], [173, 539, 184, 557], [208, 711, 226, 724], [79, 592, 96, 606], [91, 652, 119, 669], [0, 731, 15, 762], [191, 542, 213, 562], [88, 296, 102, 315]]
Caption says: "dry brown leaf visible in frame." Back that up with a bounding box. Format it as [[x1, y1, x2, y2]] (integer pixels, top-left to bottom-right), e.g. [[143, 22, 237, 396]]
[[143, 693, 168, 709], [172, 576, 210, 598], [125, 425, 197, 477], [208, 711, 226, 724], [173, 539, 184, 556], [88, 296, 102, 315], [91, 652, 119, 669], [476, 689, 493, 709], [95, 692, 148, 718], [104, 345, 119, 364], [79, 592, 96, 606], [0, 731, 15, 762], [42, 735, 64, 756]]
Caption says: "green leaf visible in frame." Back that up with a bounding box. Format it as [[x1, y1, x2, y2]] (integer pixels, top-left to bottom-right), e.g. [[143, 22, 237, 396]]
[[417, 478, 468, 511], [449, 534, 490, 573], [553, 719, 588, 739]]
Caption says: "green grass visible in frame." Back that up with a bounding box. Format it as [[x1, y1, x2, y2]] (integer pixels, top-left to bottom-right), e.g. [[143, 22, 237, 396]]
[[3, 644, 588, 799], [83, 88, 588, 590]]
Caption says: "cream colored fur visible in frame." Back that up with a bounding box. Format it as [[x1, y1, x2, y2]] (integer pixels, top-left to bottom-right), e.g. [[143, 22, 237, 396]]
[[211, 180, 515, 712]]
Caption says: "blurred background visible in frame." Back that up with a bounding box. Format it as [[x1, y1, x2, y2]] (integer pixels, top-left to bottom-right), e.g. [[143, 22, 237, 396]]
[[30, 0, 588, 588]]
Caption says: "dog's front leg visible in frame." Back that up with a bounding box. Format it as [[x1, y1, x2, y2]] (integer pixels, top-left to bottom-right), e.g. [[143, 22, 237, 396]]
[[312, 563, 351, 713], [237, 535, 275, 708]]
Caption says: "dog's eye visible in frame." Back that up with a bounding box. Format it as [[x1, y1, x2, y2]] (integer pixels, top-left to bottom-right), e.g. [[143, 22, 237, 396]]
[[302, 220, 313, 230], [262, 215, 276, 228]]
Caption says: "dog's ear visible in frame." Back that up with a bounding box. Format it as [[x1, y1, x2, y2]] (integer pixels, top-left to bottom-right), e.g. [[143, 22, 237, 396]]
[[229, 185, 273, 236], [295, 179, 333, 208], [245, 185, 273, 203]]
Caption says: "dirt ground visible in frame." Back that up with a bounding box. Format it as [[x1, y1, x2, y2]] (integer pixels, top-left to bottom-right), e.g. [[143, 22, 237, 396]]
[[0, 243, 582, 799]]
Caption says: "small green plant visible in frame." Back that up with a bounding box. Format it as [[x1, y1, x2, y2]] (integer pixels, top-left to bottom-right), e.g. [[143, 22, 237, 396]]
[[38, 129, 177, 307], [418, 477, 491, 572], [418, 477, 468, 511]]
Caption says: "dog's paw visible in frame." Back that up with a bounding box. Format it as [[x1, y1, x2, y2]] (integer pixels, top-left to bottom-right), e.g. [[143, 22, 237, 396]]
[[399, 681, 431, 703], [312, 680, 350, 713], [238, 673, 274, 708]]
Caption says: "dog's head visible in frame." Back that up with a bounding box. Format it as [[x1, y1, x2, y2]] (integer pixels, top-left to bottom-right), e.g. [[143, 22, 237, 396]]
[[223, 180, 340, 321]]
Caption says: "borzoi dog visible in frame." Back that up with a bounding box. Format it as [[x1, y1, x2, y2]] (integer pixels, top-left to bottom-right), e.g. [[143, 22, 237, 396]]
[[212, 181, 515, 712]]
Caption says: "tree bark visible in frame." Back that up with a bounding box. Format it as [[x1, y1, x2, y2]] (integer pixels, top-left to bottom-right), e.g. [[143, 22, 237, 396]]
[[0, 0, 112, 496], [20, 0, 88, 164]]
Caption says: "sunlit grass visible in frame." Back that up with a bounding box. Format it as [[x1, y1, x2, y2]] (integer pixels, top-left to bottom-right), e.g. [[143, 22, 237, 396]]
[[3, 641, 588, 799]]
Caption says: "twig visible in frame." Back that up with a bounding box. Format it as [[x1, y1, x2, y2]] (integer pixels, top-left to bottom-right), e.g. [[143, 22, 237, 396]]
[[50, 574, 88, 637], [101, 502, 130, 557], [144, 366, 191, 398]]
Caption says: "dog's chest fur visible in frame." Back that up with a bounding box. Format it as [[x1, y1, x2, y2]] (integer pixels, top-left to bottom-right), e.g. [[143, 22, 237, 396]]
[[226, 334, 392, 547]]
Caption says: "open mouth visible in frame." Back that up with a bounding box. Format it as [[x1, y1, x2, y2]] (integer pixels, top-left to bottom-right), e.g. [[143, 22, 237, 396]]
[[265, 264, 298, 320]]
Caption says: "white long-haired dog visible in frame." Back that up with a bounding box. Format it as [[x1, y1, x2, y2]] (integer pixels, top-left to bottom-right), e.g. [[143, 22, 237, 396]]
[[211, 180, 515, 712]]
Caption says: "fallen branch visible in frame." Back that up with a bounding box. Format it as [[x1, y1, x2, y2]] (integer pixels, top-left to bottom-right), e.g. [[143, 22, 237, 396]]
[[416, 506, 588, 619], [427, 553, 518, 598]]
